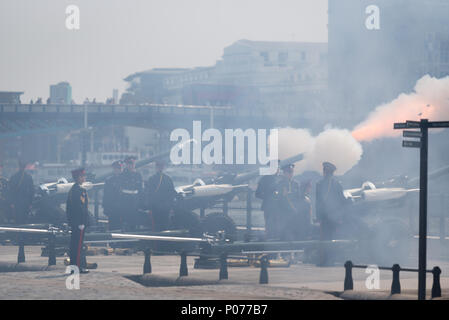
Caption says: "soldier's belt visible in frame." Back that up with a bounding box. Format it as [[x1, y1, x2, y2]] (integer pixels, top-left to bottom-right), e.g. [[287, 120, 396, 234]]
[[122, 189, 139, 194]]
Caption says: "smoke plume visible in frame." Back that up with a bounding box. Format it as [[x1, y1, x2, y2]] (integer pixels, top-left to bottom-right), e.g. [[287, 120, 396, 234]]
[[274, 127, 363, 176], [352, 75, 449, 142], [274, 75, 449, 175]]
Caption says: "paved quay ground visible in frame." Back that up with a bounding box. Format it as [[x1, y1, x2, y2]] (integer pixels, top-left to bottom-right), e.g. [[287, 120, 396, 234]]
[[0, 245, 448, 300]]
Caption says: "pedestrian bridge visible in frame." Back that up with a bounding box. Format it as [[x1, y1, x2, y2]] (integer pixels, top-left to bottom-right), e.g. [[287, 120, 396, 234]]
[[0, 103, 306, 138]]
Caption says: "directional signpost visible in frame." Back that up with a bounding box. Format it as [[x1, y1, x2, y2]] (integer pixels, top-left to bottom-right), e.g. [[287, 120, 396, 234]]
[[403, 131, 422, 139], [394, 119, 449, 300]]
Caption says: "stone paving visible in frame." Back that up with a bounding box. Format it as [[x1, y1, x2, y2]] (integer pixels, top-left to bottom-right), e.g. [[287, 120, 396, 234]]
[[0, 245, 448, 300]]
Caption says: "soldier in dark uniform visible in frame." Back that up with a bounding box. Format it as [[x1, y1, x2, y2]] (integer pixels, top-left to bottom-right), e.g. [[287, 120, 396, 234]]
[[255, 160, 280, 240], [296, 180, 313, 239], [315, 162, 350, 265], [103, 160, 123, 230], [145, 160, 176, 231], [316, 162, 349, 239], [275, 163, 303, 241], [66, 168, 90, 273], [0, 163, 8, 223], [120, 156, 143, 230], [66, 168, 89, 273], [7, 160, 34, 224]]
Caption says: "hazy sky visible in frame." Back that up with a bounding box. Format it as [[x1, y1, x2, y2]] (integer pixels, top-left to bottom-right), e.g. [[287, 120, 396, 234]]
[[0, 0, 328, 103]]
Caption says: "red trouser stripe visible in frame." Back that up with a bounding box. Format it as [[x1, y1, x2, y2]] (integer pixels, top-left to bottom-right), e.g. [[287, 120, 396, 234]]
[[76, 228, 85, 267]]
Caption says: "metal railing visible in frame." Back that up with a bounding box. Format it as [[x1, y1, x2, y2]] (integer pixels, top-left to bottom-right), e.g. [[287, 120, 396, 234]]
[[344, 260, 442, 299]]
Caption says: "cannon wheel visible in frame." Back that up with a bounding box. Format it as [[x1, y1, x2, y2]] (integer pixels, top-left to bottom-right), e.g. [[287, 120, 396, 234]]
[[201, 212, 237, 242], [171, 210, 202, 237], [34, 202, 67, 225]]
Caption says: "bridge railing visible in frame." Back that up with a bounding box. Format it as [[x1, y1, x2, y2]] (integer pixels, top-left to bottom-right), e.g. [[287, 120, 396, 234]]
[[0, 103, 240, 116]]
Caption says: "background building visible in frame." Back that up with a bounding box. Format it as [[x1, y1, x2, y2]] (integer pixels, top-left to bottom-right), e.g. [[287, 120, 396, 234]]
[[49, 82, 72, 105], [0, 91, 23, 104], [120, 68, 189, 104], [122, 40, 328, 128]]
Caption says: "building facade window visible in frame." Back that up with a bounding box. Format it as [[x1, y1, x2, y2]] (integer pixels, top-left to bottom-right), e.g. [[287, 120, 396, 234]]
[[278, 52, 288, 66], [260, 51, 272, 66]]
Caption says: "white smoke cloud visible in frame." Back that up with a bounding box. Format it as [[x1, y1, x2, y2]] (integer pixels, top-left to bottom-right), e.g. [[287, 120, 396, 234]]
[[352, 75, 449, 142], [274, 127, 363, 176], [272, 75, 449, 175]]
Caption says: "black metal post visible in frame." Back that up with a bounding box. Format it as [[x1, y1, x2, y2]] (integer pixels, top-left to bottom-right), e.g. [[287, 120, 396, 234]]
[[259, 255, 269, 284], [223, 201, 228, 216], [48, 234, 56, 266], [440, 195, 445, 245], [219, 253, 228, 280], [418, 119, 428, 300], [17, 237, 25, 263], [94, 189, 99, 224], [179, 252, 188, 277], [143, 248, 152, 274], [431, 267, 441, 299], [344, 261, 353, 291], [391, 264, 401, 295]]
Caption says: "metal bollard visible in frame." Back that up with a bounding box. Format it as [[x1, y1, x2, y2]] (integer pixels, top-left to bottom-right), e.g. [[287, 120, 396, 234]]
[[344, 261, 353, 291], [143, 248, 152, 274], [17, 240, 25, 264], [219, 253, 228, 280], [259, 255, 269, 284], [431, 266, 441, 299], [179, 252, 188, 277], [391, 264, 401, 295], [47, 234, 56, 266]]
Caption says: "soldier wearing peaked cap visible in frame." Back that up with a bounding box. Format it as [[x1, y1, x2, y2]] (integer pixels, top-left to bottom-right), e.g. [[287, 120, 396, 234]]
[[256, 160, 280, 240], [322, 161, 337, 172], [103, 161, 124, 230], [145, 159, 176, 231], [66, 168, 90, 273], [275, 163, 305, 241], [6, 160, 34, 224], [120, 156, 143, 230], [315, 161, 351, 265]]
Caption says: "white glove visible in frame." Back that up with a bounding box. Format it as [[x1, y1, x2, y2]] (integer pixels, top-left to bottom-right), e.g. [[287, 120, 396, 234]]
[[78, 225, 85, 231]]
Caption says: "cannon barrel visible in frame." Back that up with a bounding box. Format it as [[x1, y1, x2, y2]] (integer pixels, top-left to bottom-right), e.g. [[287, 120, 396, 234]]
[[232, 152, 304, 185], [408, 164, 449, 186], [94, 139, 195, 182]]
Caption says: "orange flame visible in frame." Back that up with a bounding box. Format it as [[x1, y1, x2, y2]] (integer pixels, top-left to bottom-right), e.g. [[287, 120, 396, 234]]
[[352, 95, 441, 142]]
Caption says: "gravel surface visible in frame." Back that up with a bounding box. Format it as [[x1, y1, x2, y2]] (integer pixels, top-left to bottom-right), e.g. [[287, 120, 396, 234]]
[[1, 245, 448, 300]]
